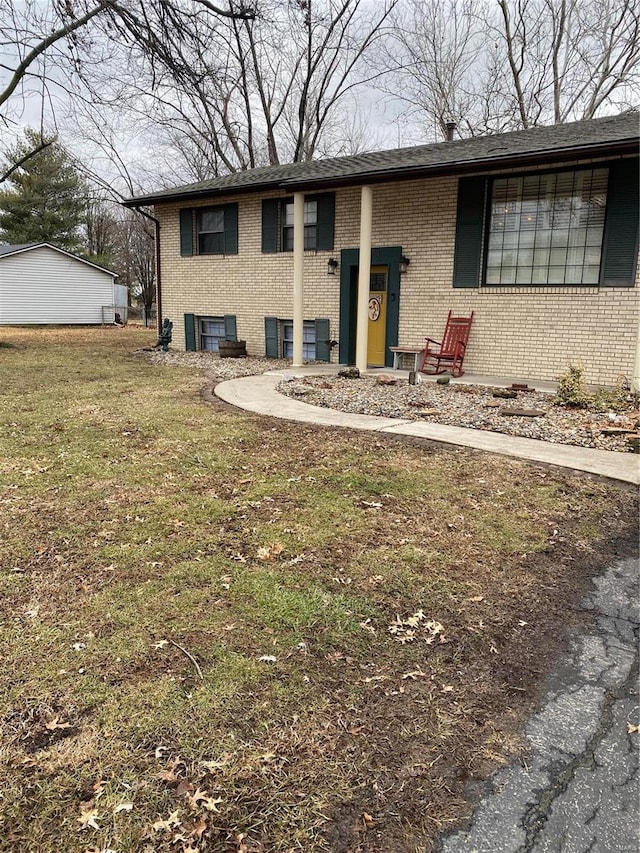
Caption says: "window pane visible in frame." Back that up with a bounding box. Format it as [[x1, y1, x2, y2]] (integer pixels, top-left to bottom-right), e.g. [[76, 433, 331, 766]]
[[304, 200, 317, 225], [516, 248, 534, 267], [548, 266, 566, 284], [199, 210, 224, 232], [282, 227, 293, 251], [199, 232, 224, 254], [304, 225, 317, 250], [284, 203, 294, 226], [516, 267, 532, 284]]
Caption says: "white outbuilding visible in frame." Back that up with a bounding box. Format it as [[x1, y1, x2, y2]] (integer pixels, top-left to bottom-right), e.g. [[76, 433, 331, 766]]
[[0, 243, 121, 325]]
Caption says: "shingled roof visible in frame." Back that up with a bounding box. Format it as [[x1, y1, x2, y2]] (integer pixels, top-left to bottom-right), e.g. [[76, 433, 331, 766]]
[[125, 111, 639, 207]]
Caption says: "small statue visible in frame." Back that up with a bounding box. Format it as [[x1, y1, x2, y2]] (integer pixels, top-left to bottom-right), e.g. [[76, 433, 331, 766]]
[[156, 318, 173, 352]]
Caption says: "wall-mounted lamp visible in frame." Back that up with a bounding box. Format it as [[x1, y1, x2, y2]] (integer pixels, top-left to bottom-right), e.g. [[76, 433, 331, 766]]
[[327, 257, 339, 275], [399, 255, 411, 274]]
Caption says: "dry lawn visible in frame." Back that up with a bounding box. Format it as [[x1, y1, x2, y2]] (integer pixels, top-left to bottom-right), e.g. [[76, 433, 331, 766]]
[[0, 326, 637, 853]]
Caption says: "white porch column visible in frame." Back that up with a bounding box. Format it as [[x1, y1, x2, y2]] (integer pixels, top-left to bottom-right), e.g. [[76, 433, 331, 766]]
[[355, 185, 373, 373], [292, 192, 305, 367], [632, 311, 640, 393]]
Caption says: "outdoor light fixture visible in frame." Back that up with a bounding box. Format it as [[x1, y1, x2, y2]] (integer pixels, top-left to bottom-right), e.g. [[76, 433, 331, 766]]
[[327, 257, 339, 275], [399, 255, 411, 274]]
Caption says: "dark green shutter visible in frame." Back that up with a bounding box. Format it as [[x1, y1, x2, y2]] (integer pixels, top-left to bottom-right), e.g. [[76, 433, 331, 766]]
[[223, 203, 238, 254], [265, 316, 278, 357], [315, 318, 331, 362], [600, 159, 639, 287], [262, 199, 279, 253], [315, 193, 335, 251], [184, 313, 196, 351], [453, 177, 486, 287], [224, 314, 237, 340], [179, 209, 193, 257]]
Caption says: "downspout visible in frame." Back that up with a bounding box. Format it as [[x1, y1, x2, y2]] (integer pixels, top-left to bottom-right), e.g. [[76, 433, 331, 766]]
[[131, 205, 162, 335], [632, 310, 640, 393]]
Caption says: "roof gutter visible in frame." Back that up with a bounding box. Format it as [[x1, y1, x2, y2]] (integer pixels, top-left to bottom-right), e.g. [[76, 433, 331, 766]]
[[122, 137, 638, 207], [280, 138, 639, 193]]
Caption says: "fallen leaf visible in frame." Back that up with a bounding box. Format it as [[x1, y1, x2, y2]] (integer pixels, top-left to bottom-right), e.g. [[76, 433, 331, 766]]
[[114, 802, 134, 814], [152, 809, 182, 832], [402, 669, 427, 680], [188, 815, 208, 839], [176, 779, 194, 797], [78, 802, 100, 830], [627, 723, 639, 734], [257, 655, 277, 663], [45, 716, 73, 731], [256, 543, 283, 561], [190, 788, 223, 812]]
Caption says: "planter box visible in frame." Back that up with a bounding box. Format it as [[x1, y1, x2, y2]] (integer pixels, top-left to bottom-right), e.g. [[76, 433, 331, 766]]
[[219, 340, 247, 358]]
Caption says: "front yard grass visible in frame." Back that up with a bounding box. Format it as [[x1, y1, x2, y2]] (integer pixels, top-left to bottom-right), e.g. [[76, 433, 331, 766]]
[[0, 326, 637, 853]]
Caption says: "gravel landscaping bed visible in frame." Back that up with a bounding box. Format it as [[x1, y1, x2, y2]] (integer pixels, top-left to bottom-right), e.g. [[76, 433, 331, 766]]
[[143, 352, 639, 453], [143, 349, 285, 378], [277, 374, 640, 453]]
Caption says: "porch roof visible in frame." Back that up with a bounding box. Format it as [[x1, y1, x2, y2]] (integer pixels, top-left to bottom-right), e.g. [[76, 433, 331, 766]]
[[125, 110, 639, 207]]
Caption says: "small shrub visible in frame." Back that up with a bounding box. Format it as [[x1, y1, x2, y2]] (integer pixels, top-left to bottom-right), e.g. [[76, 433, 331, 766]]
[[555, 362, 590, 408], [591, 375, 639, 413]]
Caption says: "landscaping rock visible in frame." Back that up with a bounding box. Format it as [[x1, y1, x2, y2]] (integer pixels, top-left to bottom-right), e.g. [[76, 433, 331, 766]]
[[493, 389, 517, 399], [436, 375, 451, 385], [338, 366, 360, 379], [499, 408, 547, 417], [376, 374, 400, 386]]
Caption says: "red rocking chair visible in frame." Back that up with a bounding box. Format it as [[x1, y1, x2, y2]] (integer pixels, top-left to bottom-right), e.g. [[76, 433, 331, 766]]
[[420, 311, 474, 377]]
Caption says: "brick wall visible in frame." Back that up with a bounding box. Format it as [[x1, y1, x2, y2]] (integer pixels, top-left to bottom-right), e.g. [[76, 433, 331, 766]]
[[156, 159, 639, 386]]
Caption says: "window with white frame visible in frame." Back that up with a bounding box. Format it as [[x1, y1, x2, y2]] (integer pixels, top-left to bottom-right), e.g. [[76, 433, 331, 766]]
[[485, 167, 608, 285], [199, 317, 225, 351], [282, 321, 316, 360], [282, 199, 318, 251]]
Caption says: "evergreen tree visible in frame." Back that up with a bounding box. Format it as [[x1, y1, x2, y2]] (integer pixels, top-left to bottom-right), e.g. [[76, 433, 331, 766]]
[[0, 130, 86, 251]]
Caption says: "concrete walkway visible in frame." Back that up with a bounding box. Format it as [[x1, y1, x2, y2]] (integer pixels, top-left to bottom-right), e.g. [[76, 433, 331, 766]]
[[214, 370, 640, 485]]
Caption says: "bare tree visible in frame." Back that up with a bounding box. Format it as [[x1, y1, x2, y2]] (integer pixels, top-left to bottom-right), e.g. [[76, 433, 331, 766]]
[[378, 0, 640, 141], [494, 0, 640, 127], [70, 0, 398, 182], [0, 0, 256, 179], [377, 0, 485, 141]]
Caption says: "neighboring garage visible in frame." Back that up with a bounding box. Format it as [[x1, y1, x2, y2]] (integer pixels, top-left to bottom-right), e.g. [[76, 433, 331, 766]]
[[0, 243, 119, 325]]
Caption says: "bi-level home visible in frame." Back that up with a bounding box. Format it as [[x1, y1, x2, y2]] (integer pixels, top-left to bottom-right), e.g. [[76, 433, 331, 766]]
[[125, 111, 639, 387]]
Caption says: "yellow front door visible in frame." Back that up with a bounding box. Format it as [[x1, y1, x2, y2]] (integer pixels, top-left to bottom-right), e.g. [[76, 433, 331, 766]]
[[367, 265, 388, 366]]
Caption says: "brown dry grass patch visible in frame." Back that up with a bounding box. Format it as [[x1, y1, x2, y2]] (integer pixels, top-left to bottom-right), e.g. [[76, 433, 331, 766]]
[[0, 326, 637, 853]]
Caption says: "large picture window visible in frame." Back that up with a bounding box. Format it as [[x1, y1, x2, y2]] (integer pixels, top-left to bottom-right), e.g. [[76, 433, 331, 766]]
[[486, 168, 608, 285]]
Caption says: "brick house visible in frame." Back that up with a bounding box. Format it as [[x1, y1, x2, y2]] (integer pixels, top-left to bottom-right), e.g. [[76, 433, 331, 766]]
[[125, 111, 639, 387]]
